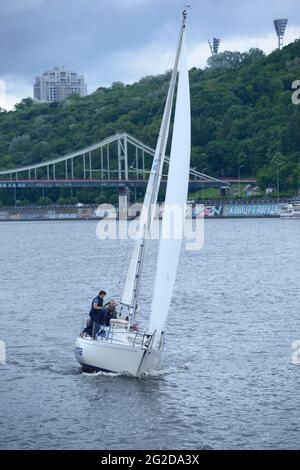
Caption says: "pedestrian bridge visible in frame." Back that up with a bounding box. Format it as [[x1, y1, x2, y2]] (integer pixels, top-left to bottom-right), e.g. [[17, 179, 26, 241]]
[[0, 133, 229, 190]]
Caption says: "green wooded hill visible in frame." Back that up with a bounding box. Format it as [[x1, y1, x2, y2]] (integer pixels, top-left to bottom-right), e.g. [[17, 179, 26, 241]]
[[1, 40, 300, 200]]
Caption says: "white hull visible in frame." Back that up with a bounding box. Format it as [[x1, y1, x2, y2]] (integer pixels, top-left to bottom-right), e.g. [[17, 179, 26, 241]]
[[75, 336, 162, 377]]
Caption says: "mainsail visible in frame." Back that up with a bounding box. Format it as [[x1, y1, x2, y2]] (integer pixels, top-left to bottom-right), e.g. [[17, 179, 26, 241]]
[[120, 14, 188, 316], [149, 30, 191, 342]]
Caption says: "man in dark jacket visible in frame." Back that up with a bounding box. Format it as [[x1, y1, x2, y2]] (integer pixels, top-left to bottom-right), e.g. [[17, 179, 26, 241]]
[[90, 290, 107, 314], [82, 290, 107, 337], [87, 301, 117, 338], [83, 297, 118, 338], [90, 300, 117, 328]]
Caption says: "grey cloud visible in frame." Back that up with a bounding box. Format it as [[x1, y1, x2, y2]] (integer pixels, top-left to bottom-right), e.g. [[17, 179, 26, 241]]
[[1, 0, 300, 103]]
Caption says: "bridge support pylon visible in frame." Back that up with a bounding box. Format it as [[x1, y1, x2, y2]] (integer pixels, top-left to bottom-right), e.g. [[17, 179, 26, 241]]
[[118, 185, 129, 220]]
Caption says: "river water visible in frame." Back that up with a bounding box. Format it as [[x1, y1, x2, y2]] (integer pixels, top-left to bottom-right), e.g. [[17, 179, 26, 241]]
[[0, 218, 300, 450]]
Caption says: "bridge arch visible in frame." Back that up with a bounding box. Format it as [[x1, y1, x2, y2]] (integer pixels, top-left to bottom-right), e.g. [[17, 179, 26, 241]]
[[0, 132, 228, 188]]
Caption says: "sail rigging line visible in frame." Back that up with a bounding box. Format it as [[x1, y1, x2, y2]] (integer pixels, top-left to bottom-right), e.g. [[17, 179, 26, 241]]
[[116, 240, 134, 303], [127, 34, 180, 196], [136, 31, 179, 153], [120, 12, 188, 327], [149, 20, 191, 345], [131, 15, 187, 308]]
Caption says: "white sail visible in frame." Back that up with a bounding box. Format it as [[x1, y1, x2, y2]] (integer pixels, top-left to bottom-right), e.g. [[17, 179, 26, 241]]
[[120, 20, 186, 310], [120, 139, 166, 307], [149, 32, 191, 341]]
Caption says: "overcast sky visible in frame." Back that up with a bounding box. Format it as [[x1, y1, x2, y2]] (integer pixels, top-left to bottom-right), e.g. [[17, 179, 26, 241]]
[[0, 0, 300, 109]]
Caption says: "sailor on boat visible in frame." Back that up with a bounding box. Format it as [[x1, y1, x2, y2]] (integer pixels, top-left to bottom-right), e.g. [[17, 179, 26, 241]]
[[82, 298, 118, 339], [82, 290, 107, 336], [91, 290, 107, 310], [102, 300, 118, 326]]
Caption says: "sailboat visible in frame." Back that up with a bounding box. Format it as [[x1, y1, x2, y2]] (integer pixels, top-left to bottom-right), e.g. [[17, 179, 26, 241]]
[[75, 10, 191, 376]]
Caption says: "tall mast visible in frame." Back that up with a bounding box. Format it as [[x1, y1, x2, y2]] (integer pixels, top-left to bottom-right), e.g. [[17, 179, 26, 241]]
[[121, 11, 188, 324], [149, 13, 191, 344]]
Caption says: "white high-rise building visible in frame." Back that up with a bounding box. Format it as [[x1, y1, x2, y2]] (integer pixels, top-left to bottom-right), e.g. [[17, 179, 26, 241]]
[[34, 66, 87, 103]]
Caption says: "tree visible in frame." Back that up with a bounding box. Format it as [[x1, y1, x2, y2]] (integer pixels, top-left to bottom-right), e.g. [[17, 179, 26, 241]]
[[14, 97, 35, 110], [207, 51, 245, 69], [36, 197, 52, 206], [9, 134, 31, 153], [1, 39, 300, 200]]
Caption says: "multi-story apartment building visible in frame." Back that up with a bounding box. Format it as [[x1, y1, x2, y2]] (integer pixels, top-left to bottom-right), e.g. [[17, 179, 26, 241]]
[[33, 66, 87, 103]]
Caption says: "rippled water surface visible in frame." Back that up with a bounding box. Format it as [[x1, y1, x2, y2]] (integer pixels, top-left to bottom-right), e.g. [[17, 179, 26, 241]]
[[0, 219, 300, 450]]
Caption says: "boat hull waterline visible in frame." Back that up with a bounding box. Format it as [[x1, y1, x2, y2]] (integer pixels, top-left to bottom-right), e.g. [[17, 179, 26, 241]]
[[75, 337, 162, 376]]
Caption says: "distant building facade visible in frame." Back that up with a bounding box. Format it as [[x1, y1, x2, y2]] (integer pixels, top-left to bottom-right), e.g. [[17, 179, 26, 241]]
[[33, 66, 87, 103]]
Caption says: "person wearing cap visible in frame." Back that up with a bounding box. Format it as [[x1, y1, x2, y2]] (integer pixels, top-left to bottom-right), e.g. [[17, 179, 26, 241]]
[[82, 290, 107, 337]]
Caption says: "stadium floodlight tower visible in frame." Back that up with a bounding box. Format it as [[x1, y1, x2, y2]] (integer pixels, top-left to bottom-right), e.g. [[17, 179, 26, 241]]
[[208, 38, 221, 56], [274, 19, 288, 49]]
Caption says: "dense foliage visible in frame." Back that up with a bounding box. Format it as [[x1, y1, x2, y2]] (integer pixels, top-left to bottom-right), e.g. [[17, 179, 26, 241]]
[[0, 40, 300, 204]]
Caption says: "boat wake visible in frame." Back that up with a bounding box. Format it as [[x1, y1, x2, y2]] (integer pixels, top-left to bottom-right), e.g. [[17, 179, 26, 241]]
[[81, 363, 190, 379], [81, 370, 124, 378]]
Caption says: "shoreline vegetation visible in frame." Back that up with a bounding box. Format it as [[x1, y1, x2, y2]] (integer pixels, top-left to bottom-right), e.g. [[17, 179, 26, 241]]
[[1, 41, 300, 207]]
